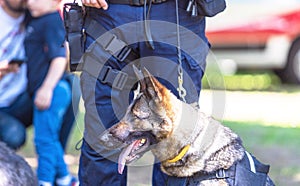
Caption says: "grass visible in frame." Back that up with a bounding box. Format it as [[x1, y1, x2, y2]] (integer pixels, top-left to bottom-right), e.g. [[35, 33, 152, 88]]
[[223, 121, 300, 186], [202, 69, 300, 92], [224, 121, 300, 148]]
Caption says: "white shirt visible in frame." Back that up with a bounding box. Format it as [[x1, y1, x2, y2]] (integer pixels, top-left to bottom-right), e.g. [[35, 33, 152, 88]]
[[0, 6, 28, 107]]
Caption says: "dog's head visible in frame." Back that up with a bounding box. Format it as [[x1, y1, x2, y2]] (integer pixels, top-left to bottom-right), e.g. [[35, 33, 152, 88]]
[[99, 66, 183, 174]]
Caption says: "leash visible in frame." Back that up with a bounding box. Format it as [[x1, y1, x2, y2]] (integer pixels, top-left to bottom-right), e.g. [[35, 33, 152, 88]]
[[175, 0, 187, 103]]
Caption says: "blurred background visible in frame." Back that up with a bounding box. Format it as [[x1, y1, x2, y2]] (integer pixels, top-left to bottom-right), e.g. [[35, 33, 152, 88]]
[[19, 0, 300, 186], [203, 1, 300, 185]]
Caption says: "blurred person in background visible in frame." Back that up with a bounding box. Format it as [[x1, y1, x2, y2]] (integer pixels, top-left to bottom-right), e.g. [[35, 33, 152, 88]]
[[0, 61, 19, 79], [0, 0, 80, 154], [0, 0, 32, 150], [24, 0, 79, 185]]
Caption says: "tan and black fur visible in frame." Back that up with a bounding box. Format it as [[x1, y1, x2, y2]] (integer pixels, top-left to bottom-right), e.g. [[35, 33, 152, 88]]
[[99, 67, 274, 186]]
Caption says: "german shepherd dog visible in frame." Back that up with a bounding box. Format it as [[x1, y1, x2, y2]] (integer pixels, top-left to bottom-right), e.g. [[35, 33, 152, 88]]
[[0, 141, 37, 186], [99, 67, 275, 186]]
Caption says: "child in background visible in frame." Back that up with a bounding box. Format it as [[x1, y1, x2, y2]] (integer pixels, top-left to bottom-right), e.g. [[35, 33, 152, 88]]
[[25, 0, 77, 185]]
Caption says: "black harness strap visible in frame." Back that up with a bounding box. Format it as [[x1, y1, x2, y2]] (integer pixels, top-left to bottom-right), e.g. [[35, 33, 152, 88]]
[[82, 48, 137, 90], [187, 165, 236, 185], [82, 14, 139, 90], [84, 18, 139, 64], [166, 153, 271, 186], [165, 166, 235, 186]]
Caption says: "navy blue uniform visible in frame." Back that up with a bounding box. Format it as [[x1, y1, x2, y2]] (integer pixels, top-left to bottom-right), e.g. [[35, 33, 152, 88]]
[[79, 1, 210, 185]]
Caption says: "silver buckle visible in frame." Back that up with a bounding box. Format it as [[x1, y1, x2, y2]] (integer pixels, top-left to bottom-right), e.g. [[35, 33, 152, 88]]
[[216, 169, 226, 179]]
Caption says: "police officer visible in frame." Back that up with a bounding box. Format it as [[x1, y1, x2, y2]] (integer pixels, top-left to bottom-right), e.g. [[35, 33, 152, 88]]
[[78, 0, 225, 185]]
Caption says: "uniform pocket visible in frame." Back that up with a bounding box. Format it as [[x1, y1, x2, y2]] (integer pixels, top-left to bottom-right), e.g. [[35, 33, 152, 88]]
[[196, 0, 226, 17], [182, 52, 207, 71]]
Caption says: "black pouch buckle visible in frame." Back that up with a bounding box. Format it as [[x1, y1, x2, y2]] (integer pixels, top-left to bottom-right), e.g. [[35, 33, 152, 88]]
[[116, 45, 132, 62], [102, 35, 132, 62], [98, 65, 111, 84], [100, 35, 131, 63], [113, 71, 129, 90], [99, 66, 128, 90]]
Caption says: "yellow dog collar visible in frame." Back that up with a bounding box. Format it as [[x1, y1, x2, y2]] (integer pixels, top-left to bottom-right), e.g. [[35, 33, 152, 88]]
[[167, 144, 190, 163]]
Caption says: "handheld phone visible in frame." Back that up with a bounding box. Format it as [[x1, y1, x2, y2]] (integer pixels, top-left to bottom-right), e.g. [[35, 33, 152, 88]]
[[9, 59, 24, 66]]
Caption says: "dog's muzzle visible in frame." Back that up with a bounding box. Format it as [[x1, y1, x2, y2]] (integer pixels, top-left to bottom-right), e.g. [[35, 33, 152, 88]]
[[99, 130, 158, 174]]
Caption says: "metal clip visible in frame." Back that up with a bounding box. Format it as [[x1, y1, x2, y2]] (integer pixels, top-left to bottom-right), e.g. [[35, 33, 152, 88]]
[[176, 66, 187, 102], [191, 3, 198, 17], [216, 169, 226, 179], [186, 0, 194, 12]]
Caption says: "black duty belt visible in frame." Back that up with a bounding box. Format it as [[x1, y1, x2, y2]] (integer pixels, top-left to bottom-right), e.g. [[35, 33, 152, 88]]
[[108, 0, 167, 6]]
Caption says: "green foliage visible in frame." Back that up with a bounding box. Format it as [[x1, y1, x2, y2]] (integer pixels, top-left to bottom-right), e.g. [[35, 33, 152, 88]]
[[223, 121, 300, 149], [202, 70, 282, 91]]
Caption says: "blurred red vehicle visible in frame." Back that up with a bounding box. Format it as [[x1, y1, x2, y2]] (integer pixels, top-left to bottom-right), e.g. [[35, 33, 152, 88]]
[[206, 0, 300, 84]]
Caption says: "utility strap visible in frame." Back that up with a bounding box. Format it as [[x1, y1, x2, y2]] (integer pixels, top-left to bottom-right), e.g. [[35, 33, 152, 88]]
[[83, 16, 139, 90], [190, 165, 236, 183], [83, 52, 137, 90], [166, 166, 235, 186], [85, 18, 139, 64]]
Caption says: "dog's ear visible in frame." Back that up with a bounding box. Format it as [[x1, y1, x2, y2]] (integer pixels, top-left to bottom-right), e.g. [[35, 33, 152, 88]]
[[133, 66, 164, 101], [141, 67, 164, 101], [133, 65, 147, 92]]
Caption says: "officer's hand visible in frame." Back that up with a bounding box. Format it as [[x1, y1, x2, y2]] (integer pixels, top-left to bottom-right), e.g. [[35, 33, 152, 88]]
[[82, 0, 108, 10]]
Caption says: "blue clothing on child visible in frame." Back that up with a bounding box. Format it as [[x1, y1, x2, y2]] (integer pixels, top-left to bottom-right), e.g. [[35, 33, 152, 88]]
[[25, 12, 66, 95], [33, 80, 71, 182], [24, 11, 71, 183]]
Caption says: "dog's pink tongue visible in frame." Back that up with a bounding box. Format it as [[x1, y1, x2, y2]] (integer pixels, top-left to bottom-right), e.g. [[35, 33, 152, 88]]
[[118, 142, 136, 174]]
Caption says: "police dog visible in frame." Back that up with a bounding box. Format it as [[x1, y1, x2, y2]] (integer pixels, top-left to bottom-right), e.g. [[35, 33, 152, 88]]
[[99, 67, 274, 186], [0, 141, 37, 186]]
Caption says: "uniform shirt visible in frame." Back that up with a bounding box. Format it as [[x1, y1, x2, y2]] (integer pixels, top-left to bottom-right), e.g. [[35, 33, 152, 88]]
[[24, 11, 66, 95]]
